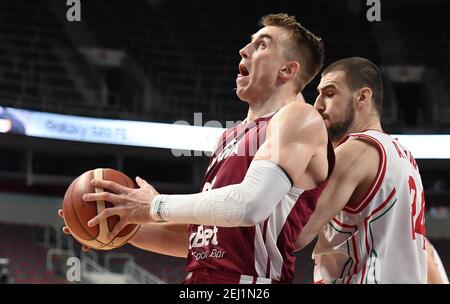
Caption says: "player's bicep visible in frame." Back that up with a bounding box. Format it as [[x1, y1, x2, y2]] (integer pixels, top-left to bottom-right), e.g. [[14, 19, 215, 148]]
[[254, 137, 314, 177], [254, 104, 322, 183], [278, 140, 316, 182], [313, 141, 370, 218], [295, 145, 363, 250], [296, 175, 357, 250], [316, 168, 359, 216]]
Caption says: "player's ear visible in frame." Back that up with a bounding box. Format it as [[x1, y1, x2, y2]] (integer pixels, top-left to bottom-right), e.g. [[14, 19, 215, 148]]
[[357, 87, 373, 109], [279, 61, 301, 80]]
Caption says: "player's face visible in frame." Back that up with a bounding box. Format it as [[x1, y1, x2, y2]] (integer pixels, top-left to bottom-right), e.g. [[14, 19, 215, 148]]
[[315, 71, 356, 142], [236, 26, 291, 103]]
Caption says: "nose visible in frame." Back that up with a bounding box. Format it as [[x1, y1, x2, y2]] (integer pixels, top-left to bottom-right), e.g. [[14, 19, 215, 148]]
[[314, 95, 325, 112], [239, 43, 250, 59]]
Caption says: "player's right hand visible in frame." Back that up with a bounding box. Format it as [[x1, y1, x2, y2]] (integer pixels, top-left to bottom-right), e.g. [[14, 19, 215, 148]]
[[58, 209, 90, 252]]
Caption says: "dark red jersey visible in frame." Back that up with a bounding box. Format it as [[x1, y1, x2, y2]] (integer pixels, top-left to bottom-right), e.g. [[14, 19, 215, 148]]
[[185, 113, 335, 283]]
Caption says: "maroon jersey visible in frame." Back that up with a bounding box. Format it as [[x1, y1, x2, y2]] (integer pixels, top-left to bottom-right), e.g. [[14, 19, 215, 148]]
[[185, 113, 335, 283]]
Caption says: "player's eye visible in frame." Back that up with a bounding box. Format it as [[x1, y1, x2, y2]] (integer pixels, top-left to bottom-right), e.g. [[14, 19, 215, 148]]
[[258, 41, 266, 49]]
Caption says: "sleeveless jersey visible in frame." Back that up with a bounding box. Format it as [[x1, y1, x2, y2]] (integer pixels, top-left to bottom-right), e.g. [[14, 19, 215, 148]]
[[313, 130, 427, 284], [185, 113, 335, 283]]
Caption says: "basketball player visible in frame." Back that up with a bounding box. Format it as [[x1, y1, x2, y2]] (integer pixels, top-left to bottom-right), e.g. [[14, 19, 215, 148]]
[[59, 14, 335, 283], [295, 57, 428, 283]]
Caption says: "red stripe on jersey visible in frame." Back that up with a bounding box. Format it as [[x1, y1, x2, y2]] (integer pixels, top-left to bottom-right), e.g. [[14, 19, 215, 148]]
[[360, 188, 397, 283], [331, 218, 359, 282], [337, 134, 351, 147], [343, 134, 387, 214], [332, 217, 357, 229]]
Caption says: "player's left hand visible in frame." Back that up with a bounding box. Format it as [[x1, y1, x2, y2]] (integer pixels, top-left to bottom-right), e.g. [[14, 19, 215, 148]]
[[82, 176, 159, 239]]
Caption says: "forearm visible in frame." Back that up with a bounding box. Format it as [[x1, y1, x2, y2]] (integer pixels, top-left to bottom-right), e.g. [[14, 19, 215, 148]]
[[295, 208, 328, 250], [295, 184, 357, 250], [428, 261, 444, 284], [128, 223, 188, 258], [150, 160, 291, 227], [427, 240, 450, 284], [296, 155, 364, 250]]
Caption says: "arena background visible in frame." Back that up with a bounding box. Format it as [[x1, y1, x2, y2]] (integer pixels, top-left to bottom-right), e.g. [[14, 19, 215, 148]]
[[0, 0, 449, 284]]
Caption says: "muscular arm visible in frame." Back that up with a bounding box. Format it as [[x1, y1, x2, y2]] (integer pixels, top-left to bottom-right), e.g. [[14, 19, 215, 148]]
[[84, 102, 329, 240], [150, 102, 326, 227], [295, 139, 380, 250], [254, 102, 327, 187], [128, 223, 188, 258], [117, 105, 323, 251]]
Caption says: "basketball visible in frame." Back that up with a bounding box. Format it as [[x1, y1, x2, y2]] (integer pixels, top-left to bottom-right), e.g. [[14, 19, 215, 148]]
[[62, 168, 140, 250]]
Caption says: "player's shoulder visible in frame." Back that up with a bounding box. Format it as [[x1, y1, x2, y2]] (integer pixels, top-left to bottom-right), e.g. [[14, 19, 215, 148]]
[[327, 139, 380, 185], [345, 131, 388, 152], [276, 101, 320, 119], [336, 137, 380, 168], [273, 101, 324, 132]]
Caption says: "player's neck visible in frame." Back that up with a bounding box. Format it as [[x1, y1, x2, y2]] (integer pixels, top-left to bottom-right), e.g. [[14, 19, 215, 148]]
[[332, 116, 382, 148], [245, 90, 298, 122], [349, 115, 383, 135]]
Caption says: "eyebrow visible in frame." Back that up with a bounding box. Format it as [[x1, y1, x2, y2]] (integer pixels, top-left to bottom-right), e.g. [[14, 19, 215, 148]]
[[250, 33, 273, 43], [317, 84, 337, 93]]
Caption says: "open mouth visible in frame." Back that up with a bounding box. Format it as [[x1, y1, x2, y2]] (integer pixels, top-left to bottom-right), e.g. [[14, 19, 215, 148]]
[[238, 64, 250, 77]]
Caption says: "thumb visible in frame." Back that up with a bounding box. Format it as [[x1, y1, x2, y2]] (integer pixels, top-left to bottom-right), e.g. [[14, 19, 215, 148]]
[[135, 176, 149, 188]]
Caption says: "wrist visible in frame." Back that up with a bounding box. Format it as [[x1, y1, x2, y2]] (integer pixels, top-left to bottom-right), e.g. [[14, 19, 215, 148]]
[[127, 224, 142, 246], [149, 194, 169, 222]]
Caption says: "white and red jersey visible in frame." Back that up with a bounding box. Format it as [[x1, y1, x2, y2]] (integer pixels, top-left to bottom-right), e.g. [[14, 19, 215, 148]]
[[313, 130, 428, 284], [184, 113, 335, 283]]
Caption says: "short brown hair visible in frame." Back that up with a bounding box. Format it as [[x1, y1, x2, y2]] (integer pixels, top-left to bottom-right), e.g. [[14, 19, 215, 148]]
[[260, 13, 324, 92], [322, 57, 383, 115]]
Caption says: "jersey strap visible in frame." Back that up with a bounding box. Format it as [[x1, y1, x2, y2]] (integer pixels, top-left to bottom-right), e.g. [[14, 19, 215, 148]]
[[342, 133, 387, 214]]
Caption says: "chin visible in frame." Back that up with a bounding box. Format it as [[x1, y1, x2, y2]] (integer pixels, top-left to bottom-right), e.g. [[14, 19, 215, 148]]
[[236, 87, 250, 103]]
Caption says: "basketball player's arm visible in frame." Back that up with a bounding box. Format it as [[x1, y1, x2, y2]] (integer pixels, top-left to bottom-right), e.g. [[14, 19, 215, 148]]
[[84, 104, 324, 233], [58, 209, 188, 257], [295, 140, 379, 250], [128, 223, 188, 258], [147, 103, 325, 227], [253, 102, 326, 186], [426, 239, 450, 284]]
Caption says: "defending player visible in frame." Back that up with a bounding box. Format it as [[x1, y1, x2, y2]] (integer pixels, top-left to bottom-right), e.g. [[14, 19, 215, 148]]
[[296, 57, 428, 283]]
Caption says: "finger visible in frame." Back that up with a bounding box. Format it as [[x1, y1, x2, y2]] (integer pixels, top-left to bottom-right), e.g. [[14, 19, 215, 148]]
[[87, 207, 122, 227], [107, 220, 127, 240], [58, 209, 64, 218], [62, 226, 71, 235], [137, 176, 158, 193], [135, 176, 149, 188], [82, 192, 121, 203], [91, 179, 129, 194]]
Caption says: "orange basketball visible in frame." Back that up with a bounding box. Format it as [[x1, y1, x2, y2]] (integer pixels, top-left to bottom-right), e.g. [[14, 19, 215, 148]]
[[62, 168, 140, 250]]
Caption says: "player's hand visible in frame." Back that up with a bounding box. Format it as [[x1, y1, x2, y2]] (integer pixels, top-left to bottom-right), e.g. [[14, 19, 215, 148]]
[[57, 209, 90, 252], [82, 176, 159, 241]]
